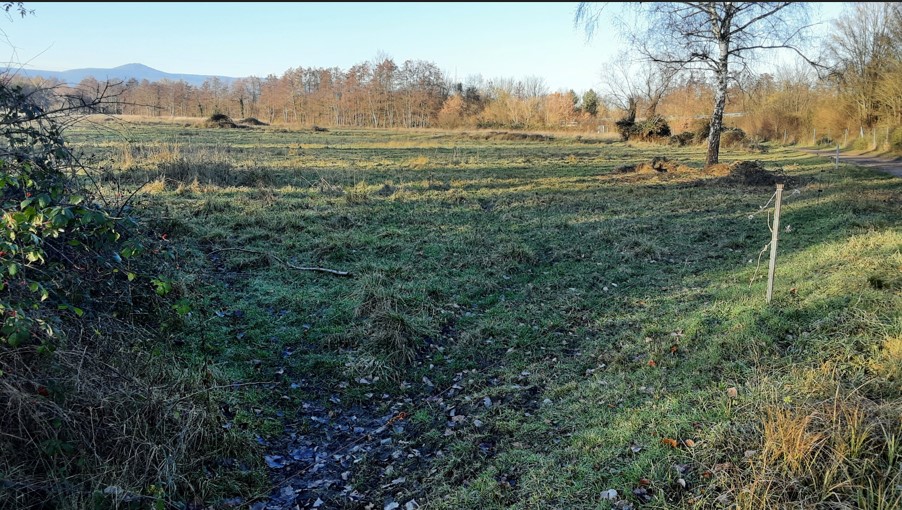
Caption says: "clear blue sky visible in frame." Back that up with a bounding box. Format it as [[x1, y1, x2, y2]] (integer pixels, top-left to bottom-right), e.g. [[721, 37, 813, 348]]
[[0, 2, 843, 93]]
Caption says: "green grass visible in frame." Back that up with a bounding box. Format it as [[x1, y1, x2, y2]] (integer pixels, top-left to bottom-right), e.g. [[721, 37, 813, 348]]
[[67, 119, 901, 509]]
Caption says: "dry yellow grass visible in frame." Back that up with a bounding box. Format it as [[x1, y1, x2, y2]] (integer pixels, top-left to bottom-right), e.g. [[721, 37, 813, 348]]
[[729, 388, 900, 510]]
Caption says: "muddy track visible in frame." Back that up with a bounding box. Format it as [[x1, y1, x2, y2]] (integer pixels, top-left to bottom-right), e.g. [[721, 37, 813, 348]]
[[243, 358, 549, 510]]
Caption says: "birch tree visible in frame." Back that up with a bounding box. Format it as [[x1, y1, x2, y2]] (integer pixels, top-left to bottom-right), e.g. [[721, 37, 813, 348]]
[[576, 2, 819, 165]]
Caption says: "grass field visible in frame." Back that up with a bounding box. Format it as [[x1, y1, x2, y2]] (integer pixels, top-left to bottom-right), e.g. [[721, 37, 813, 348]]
[[67, 118, 901, 509]]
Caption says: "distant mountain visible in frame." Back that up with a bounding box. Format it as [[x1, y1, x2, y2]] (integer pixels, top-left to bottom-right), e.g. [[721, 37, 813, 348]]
[[3, 63, 238, 87]]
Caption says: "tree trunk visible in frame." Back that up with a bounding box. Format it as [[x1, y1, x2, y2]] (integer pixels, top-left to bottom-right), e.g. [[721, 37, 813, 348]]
[[706, 39, 731, 167], [706, 83, 726, 166], [626, 97, 637, 123], [644, 98, 660, 119]]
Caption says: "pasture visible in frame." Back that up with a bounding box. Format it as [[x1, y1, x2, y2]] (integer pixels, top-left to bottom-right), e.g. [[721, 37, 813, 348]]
[[66, 119, 901, 509]]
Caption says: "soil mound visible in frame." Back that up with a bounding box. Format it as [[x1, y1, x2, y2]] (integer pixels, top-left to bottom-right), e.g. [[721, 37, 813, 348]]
[[710, 160, 789, 186], [237, 117, 268, 126], [204, 114, 241, 129], [470, 131, 553, 142]]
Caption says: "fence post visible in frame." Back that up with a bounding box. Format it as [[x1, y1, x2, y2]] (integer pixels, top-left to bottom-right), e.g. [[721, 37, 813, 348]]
[[766, 184, 784, 304], [835, 145, 840, 171]]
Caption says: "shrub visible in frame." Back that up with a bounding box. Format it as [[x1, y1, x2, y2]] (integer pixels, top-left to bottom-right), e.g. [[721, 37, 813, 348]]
[[742, 138, 770, 153], [814, 135, 834, 147], [690, 119, 747, 147], [633, 115, 671, 141], [721, 127, 747, 147], [889, 126, 902, 151], [0, 80, 254, 508], [849, 135, 872, 151], [691, 118, 712, 144], [669, 131, 695, 147], [615, 116, 636, 141], [616, 115, 670, 142], [0, 83, 141, 348]]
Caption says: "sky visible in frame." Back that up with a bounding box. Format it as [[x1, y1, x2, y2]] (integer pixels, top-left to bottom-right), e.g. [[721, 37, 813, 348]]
[[0, 2, 845, 93]]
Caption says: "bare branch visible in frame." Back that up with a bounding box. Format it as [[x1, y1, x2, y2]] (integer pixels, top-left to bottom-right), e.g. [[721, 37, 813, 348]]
[[207, 248, 353, 277], [729, 2, 793, 37]]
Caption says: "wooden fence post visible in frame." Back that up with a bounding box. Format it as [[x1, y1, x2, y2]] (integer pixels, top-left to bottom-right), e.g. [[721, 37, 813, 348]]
[[766, 184, 784, 304]]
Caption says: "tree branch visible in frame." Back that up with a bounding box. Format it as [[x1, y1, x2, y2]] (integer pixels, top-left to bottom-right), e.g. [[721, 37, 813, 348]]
[[207, 248, 353, 277], [728, 2, 793, 37]]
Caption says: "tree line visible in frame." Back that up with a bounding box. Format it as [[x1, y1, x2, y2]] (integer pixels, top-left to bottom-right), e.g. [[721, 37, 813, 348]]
[[10, 3, 902, 151]]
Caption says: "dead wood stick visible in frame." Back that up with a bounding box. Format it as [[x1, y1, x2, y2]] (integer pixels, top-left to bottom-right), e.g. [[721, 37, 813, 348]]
[[166, 380, 280, 410], [207, 248, 353, 277]]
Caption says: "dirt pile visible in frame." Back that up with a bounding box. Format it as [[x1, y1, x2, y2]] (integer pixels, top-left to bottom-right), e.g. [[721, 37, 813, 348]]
[[467, 131, 553, 142], [237, 117, 268, 126], [203, 113, 243, 129], [709, 160, 788, 186], [616, 156, 697, 174]]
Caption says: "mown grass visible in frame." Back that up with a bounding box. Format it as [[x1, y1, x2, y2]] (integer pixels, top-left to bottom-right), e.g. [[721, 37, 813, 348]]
[[64, 118, 901, 509]]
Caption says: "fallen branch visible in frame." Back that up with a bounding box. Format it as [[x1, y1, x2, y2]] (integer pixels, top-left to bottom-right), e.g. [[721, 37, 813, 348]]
[[207, 248, 353, 277], [166, 380, 280, 411]]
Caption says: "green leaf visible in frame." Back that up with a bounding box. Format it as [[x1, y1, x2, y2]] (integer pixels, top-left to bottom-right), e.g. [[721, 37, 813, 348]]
[[172, 299, 191, 317], [51, 212, 70, 227], [151, 277, 173, 297], [127, 272, 136, 282], [70, 194, 84, 205], [7, 263, 18, 276], [7, 330, 27, 347], [57, 304, 84, 317]]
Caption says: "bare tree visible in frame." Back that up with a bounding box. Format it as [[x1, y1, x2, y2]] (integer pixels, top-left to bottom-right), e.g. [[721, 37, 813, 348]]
[[826, 3, 900, 128], [602, 50, 681, 120], [576, 2, 819, 165]]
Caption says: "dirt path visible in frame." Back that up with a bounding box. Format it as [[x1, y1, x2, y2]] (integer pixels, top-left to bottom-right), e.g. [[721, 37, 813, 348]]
[[802, 149, 902, 177]]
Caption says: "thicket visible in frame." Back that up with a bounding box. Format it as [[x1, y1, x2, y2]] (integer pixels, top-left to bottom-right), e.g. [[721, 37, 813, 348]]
[[0, 80, 254, 508]]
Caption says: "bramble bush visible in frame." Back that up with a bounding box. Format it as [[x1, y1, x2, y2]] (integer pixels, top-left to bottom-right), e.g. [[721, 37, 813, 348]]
[[0, 78, 257, 510], [0, 82, 146, 349]]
